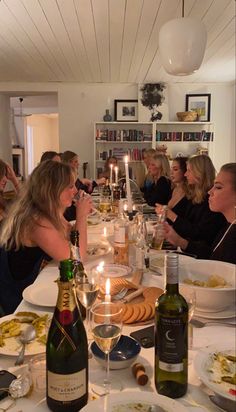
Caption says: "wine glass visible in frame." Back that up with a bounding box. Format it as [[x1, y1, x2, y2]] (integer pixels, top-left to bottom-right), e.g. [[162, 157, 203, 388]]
[[179, 285, 196, 350], [99, 193, 112, 222], [90, 301, 123, 396], [76, 269, 100, 336]]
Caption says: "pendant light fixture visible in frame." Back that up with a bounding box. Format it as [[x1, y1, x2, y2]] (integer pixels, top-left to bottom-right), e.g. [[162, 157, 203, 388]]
[[159, 0, 207, 76], [14, 97, 31, 118]]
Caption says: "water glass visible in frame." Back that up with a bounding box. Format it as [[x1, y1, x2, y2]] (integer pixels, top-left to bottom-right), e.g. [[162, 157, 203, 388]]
[[29, 354, 46, 393]]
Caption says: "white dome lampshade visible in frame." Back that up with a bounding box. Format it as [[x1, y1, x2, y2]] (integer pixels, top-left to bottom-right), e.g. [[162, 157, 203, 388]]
[[159, 17, 207, 76]]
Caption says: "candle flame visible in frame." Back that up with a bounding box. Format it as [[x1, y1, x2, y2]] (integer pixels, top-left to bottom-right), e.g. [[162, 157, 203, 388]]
[[105, 278, 110, 296], [103, 227, 107, 237], [110, 164, 113, 169], [124, 155, 128, 164]]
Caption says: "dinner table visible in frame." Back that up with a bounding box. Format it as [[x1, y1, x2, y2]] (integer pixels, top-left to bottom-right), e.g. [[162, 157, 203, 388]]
[[0, 220, 235, 412]]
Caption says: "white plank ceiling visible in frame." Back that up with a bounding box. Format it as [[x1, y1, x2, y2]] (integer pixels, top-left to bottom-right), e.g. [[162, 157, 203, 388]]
[[0, 0, 235, 84]]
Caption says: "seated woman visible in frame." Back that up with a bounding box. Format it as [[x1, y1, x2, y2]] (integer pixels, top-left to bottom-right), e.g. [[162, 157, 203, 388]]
[[0, 160, 92, 314], [0, 159, 20, 223], [40, 151, 61, 162], [163, 163, 236, 264], [61, 150, 105, 193], [157, 155, 226, 247], [142, 154, 171, 206], [141, 148, 156, 191], [168, 156, 189, 217], [98, 156, 121, 181]]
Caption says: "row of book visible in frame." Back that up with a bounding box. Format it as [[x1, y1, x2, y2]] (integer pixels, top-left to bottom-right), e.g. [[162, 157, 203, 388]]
[[96, 128, 152, 142], [156, 131, 214, 142], [97, 147, 146, 161]]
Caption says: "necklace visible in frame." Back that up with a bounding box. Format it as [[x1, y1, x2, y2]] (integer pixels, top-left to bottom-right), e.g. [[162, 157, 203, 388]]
[[213, 219, 236, 252]]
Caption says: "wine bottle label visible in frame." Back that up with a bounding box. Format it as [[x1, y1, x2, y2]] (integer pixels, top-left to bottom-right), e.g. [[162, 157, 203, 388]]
[[157, 316, 187, 371], [114, 227, 126, 243], [47, 369, 86, 401]]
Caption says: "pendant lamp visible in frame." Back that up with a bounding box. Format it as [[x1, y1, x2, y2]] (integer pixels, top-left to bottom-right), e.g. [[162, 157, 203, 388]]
[[159, 0, 207, 76]]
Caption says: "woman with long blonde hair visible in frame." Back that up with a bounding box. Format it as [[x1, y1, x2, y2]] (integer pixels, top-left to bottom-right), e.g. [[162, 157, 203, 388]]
[[0, 160, 92, 314], [157, 155, 226, 245], [0, 159, 20, 223], [163, 163, 236, 264], [143, 154, 171, 206]]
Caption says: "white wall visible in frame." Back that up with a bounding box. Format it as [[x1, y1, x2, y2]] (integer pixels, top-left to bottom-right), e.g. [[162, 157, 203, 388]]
[[168, 83, 235, 171], [26, 115, 59, 167], [0, 95, 11, 163], [0, 81, 235, 177]]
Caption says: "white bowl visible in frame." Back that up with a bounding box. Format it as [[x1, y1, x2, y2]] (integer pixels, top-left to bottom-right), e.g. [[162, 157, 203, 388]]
[[179, 260, 236, 312]]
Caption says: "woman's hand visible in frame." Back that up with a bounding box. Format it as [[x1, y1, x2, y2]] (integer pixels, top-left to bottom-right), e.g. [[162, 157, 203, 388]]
[[155, 203, 177, 223], [96, 177, 106, 186], [163, 222, 188, 250], [76, 193, 93, 220]]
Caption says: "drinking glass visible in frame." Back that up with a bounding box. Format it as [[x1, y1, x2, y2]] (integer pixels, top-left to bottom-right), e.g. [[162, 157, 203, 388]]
[[76, 269, 100, 336], [179, 285, 196, 350], [90, 302, 123, 395], [99, 194, 112, 221]]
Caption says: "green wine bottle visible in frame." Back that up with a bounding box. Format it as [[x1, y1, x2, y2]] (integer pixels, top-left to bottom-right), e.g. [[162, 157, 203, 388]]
[[155, 253, 188, 398], [46, 259, 88, 412], [70, 229, 87, 320]]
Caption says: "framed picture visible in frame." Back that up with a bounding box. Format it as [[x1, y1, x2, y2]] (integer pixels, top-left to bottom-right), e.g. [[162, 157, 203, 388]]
[[114, 99, 138, 122], [185, 94, 211, 122]]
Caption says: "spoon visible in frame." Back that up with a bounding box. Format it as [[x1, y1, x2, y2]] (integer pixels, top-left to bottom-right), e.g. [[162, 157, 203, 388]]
[[15, 325, 36, 366]]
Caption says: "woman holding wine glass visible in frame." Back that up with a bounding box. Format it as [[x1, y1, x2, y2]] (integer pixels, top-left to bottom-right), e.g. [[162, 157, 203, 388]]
[[90, 301, 123, 396]]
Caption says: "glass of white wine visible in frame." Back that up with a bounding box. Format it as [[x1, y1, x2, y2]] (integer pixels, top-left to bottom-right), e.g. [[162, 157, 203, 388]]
[[76, 269, 100, 336], [90, 301, 123, 396]]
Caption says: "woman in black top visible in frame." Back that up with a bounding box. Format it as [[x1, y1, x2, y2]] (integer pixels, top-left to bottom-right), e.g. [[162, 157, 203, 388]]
[[142, 154, 171, 206], [157, 155, 226, 245], [163, 163, 236, 264], [168, 156, 189, 218], [0, 160, 92, 314]]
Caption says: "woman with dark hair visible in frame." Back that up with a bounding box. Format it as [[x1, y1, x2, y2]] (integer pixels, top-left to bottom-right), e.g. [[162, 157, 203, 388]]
[[164, 163, 236, 264], [40, 151, 61, 163], [0, 160, 92, 314], [99, 156, 120, 180], [168, 156, 189, 217]]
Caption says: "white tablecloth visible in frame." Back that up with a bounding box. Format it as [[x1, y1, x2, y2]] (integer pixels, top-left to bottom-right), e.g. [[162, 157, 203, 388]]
[[0, 223, 235, 411]]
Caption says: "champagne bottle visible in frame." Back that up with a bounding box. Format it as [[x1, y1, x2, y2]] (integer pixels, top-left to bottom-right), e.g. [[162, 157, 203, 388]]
[[70, 230, 87, 320], [113, 199, 129, 265], [155, 253, 188, 398], [46, 259, 88, 412]]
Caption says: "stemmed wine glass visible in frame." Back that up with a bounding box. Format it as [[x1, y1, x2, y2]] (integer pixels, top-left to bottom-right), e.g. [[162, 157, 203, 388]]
[[90, 301, 123, 396], [76, 269, 100, 337]]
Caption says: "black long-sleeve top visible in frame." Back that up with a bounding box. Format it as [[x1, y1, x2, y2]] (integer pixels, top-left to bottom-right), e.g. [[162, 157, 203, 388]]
[[143, 176, 172, 207], [185, 222, 236, 264], [172, 196, 227, 245]]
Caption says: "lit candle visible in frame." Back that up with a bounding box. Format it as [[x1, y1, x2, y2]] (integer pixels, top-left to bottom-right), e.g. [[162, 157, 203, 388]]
[[103, 227, 107, 238], [110, 164, 113, 186], [105, 278, 111, 302], [114, 166, 118, 185], [124, 155, 132, 213]]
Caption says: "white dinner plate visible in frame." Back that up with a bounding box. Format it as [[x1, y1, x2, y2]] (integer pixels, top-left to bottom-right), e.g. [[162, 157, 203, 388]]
[[195, 305, 236, 320], [81, 391, 188, 411], [194, 343, 236, 401], [23, 280, 57, 307], [89, 264, 132, 278], [0, 313, 49, 356]]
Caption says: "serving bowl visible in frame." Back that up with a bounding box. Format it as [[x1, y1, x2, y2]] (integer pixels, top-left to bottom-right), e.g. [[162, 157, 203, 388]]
[[91, 335, 141, 370], [179, 260, 236, 312]]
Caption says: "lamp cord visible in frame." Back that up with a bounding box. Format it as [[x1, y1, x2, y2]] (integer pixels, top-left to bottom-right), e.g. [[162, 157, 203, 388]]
[[182, 0, 184, 18]]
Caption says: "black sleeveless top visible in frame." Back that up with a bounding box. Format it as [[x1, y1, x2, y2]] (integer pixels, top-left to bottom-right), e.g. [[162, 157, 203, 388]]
[[0, 246, 50, 314]]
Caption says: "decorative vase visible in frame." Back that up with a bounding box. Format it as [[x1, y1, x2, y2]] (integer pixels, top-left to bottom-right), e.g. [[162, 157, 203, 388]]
[[103, 109, 112, 122]]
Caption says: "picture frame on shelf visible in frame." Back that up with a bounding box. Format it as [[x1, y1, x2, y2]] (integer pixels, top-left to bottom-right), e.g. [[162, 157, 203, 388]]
[[185, 93, 211, 122], [114, 99, 138, 122]]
